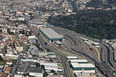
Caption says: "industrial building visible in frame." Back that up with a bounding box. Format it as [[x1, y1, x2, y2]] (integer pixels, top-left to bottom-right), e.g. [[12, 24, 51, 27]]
[[40, 62, 63, 72], [67, 56, 96, 77], [92, 42, 100, 47], [66, 56, 78, 60], [70, 63, 95, 73], [39, 28, 64, 42], [28, 35, 37, 43], [70, 59, 88, 63]]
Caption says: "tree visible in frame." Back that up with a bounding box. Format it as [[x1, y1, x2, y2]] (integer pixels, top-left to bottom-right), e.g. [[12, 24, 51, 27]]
[[47, 10, 116, 39], [44, 42, 47, 45], [50, 59, 53, 62], [0, 56, 3, 61], [10, 64, 14, 67], [51, 69, 55, 73], [35, 62, 40, 68], [29, 13, 32, 16], [43, 71, 48, 77], [47, 49, 50, 51], [41, 65, 45, 70]]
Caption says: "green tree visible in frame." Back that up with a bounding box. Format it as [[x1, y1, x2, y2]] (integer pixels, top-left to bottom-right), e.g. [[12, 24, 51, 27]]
[[51, 69, 55, 73], [44, 42, 47, 45], [0, 56, 3, 61], [35, 62, 40, 68], [41, 65, 45, 70], [43, 71, 48, 77]]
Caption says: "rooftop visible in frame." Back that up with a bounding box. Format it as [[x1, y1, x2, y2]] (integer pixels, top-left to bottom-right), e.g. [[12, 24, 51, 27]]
[[71, 63, 95, 68], [29, 67, 42, 73], [70, 59, 88, 63], [66, 56, 78, 59], [5, 67, 12, 71], [40, 28, 63, 39], [1, 73, 8, 77]]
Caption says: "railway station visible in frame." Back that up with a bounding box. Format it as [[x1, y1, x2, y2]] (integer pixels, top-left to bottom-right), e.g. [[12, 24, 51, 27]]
[[39, 28, 64, 42]]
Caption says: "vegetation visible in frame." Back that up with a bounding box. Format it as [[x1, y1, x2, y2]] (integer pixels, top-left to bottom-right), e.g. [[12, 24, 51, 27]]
[[0, 56, 6, 65], [86, 0, 116, 8], [0, 56, 3, 61], [48, 10, 116, 39], [44, 42, 47, 45], [43, 71, 48, 77], [35, 62, 40, 68], [51, 69, 57, 74], [41, 65, 45, 70]]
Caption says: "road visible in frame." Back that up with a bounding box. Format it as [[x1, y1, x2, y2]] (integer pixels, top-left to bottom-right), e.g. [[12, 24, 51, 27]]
[[10, 56, 22, 77], [51, 27, 115, 77], [26, 21, 72, 77], [78, 33, 116, 71], [26, 18, 115, 77]]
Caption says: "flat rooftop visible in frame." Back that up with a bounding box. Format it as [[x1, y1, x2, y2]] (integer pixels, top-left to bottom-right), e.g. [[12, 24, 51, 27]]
[[71, 63, 95, 68], [70, 59, 88, 63], [66, 56, 78, 59], [40, 28, 63, 39], [29, 67, 42, 73]]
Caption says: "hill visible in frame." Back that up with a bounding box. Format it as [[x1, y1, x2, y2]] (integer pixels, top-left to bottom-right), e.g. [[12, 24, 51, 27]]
[[47, 10, 116, 39]]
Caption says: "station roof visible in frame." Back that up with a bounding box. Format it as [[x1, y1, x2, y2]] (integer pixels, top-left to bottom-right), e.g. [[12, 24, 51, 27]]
[[66, 56, 78, 59], [70, 59, 88, 63], [40, 28, 63, 39], [71, 63, 95, 68]]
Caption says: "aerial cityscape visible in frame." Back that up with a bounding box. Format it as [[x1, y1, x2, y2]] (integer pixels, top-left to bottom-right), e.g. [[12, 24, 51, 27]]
[[0, 0, 115, 77]]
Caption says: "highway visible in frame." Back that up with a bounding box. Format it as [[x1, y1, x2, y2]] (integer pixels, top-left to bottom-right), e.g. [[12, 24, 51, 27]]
[[26, 18, 115, 77], [51, 27, 115, 77], [66, 0, 116, 73], [78, 33, 116, 71]]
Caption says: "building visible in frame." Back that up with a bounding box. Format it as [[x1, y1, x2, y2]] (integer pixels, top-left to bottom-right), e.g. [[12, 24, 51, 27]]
[[29, 67, 43, 77], [29, 45, 39, 55], [1, 73, 8, 77], [17, 62, 29, 75], [14, 74, 23, 77], [28, 35, 37, 43], [66, 56, 78, 60], [70, 59, 88, 63], [0, 68, 2, 72], [5, 67, 12, 73], [71, 63, 95, 73], [68, 56, 96, 77], [40, 62, 62, 72], [6, 61, 13, 65], [15, 42, 23, 52], [92, 42, 100, 47], [39, 28, 64, 42]]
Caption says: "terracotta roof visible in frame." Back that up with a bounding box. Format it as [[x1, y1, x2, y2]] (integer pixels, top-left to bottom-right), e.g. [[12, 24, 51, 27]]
[[1, 73, 8, 77], [7, 61, 12, 63], [5, 67, 12, 71]]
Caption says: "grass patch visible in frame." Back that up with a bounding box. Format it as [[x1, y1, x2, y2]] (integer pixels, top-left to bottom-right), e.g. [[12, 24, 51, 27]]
[[0, 60, 6, 65]]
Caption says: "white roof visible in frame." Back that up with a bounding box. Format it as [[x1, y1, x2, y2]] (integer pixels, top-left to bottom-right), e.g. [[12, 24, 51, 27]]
[[14, 75, 22, 77], [28, 36, 36, 39], [40, 28, 63, 39], [71, 63, 95, 68], [70, 59, 88, 63], [45, 66, 58, 71], [67, 56, 78, 59], [40, 62, 57, 66], [55, 41, 62, 44]]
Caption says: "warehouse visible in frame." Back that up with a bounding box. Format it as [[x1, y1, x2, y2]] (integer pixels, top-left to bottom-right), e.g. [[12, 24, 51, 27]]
[[39, 28, 64, 42], [70, 63, 95, 73], [66, 56, 78, 60], [70, 59, 88, 63]]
